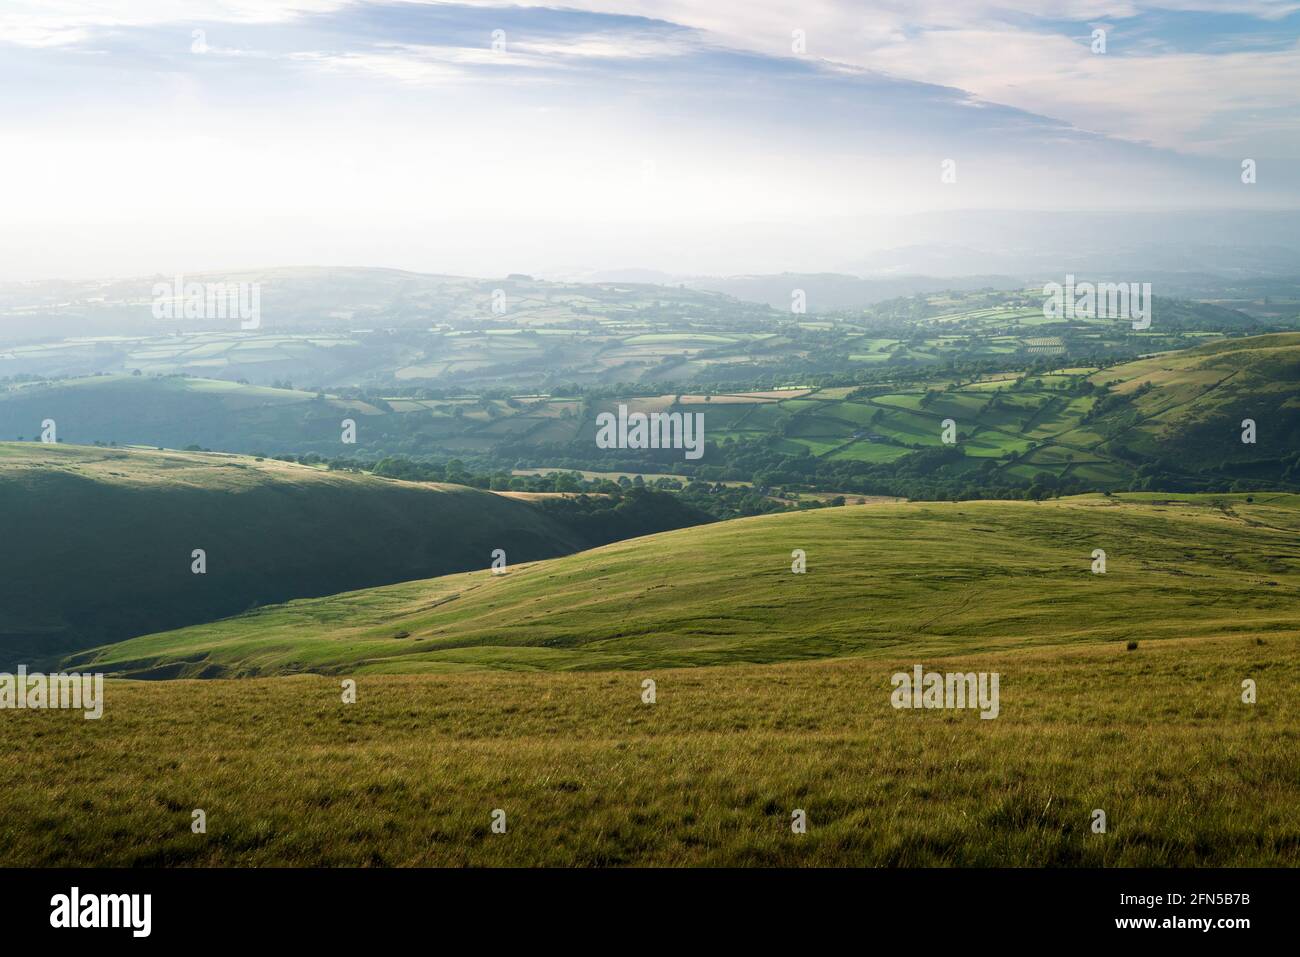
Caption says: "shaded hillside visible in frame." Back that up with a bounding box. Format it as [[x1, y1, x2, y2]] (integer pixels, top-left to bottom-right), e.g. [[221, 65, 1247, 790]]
[[0, 443, 706, 668]]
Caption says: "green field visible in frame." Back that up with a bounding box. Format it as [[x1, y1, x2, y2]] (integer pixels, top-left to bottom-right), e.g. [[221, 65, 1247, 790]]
[[76, 492, 1300, 677], [5, 440, 1299, 868], [9, 485, 1300, 865]]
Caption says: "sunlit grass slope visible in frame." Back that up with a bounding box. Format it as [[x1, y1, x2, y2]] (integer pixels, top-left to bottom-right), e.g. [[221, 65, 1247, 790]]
[[77, 492, 1300, 677], [5, 633, 1297, 865]]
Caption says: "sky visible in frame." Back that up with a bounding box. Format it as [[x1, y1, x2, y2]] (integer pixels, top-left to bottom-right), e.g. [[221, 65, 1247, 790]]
[[1, 0, 1297, 280]]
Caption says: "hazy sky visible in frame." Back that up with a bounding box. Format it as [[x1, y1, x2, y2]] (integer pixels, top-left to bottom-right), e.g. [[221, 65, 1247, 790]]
[[2, 0, 1297, 279]]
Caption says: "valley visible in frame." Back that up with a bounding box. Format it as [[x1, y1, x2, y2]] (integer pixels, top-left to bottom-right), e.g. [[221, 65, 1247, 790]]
[[0, 443, 707, 669], [4, 332, 1297, 501], [3, 270, 1298, 869]]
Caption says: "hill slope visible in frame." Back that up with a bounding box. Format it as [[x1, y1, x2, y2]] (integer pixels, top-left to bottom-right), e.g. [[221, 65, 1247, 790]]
[[0, 443, 598, 668], [1081, 332, 1300, 479], [75, 492, 1300, 677]]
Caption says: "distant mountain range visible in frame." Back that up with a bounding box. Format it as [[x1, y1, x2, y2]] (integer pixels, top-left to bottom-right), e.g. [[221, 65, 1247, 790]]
[[553, 209, 1300, 310]]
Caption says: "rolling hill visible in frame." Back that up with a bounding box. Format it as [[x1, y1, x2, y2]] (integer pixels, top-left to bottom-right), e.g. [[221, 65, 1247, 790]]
[[72, 491, 1300, 678], [0, 266, 775, 387], [0, 443, 706, 669], [4, 335, 1299, 498]]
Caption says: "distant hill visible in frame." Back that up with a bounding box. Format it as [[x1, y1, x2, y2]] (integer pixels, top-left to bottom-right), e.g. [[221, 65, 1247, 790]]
[[0, 265, 757, 347], [72, 492, 1300, 678], [0, 375, 376, 451], [687, 272, 1025, 311], [0, 266, 776, 387], [0, 443, 706, 668]]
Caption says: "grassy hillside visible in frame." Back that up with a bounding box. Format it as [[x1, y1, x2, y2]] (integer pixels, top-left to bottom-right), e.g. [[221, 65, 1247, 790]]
[[0, 443, 598, 668], [5, 633, 1296, 866], [76, 492, 1300, 677], [1082, 332, 1300, 477]]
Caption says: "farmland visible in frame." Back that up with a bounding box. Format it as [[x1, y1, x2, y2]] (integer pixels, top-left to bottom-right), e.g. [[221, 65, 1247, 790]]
[[1, 269, 1281, 393], [4, 333, 1296, 498]]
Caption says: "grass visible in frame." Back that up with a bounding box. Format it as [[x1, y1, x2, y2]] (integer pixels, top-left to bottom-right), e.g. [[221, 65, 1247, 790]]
[[76, 492, 1300, 678], [2, 633, 1295, 866], [826, 442, 912, 463]]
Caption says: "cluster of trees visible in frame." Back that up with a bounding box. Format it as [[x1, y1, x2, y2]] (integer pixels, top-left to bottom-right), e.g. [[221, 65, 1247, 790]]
[[533, 487, 714, 543], [263, 452, 845, 521]]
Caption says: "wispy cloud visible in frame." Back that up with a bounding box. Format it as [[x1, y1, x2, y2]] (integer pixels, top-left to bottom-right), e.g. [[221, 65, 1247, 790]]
[[285, 26, 702, 85], [485, 0, 1300, 155], [3, 1, 1296, 154], [0, 1, 1295, 280], [0, 0, 345, 47]]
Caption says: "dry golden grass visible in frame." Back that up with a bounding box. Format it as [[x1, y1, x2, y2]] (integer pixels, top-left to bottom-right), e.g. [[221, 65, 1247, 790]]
[[2, 632, 1295, 866]]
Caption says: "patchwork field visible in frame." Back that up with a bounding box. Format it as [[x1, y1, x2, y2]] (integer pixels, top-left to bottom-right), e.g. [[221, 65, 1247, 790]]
[[7, 335, 1294, 493], [3, 272, 1265, 396]]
